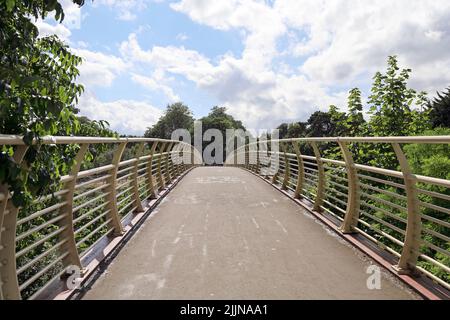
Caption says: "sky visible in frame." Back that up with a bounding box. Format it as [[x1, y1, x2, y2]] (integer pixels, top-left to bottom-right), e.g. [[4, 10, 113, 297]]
[[37, 0, 450, 135]]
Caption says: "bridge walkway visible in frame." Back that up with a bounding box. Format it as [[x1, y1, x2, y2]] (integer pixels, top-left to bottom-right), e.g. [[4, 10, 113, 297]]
[[82, 167, 418, 299]]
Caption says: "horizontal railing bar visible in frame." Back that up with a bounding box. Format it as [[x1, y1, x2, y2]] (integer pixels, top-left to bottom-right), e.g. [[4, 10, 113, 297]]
[[32, 189, 69, 204], [356, 218, 405, 247], [357, 173, 405, 190], [17, 201, 68, 225], [0, 134, 183, 145], [417, 187, 450, 202], [75, 210, 110, 235], [360, 200, 407, 224], [360, 211, 406, 236], [17, 239, 68, 275], [16, 213, 67, 242], [418, 254, 450, 274], [73, 192, 109, 213], [73, 201, 110, 224], [73, 183, 109, 201], [422, 227, 450, 243], [116, 186, 134, 199], [422, 240, 450, 257], [19, 252, 70, 291], [77, 165, 114, 179], [420, 213, 450, 228], [16, 226, 68, 258], [76, 219, 113, 247], [353, 225, 402, 258], [75, 175, 111, 190]]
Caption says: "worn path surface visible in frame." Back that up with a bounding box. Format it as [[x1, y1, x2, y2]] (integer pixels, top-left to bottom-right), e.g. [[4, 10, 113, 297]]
[[83, 167, 418, 299]]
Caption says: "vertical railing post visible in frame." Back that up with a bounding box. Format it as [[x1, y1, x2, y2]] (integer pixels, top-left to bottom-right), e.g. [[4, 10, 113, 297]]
[[255, 139, 260, 174], [157, 142, 167, 190], [339, 141, 361, 234], [0, 145, 28, 300], [281, 142, 290, 190], [271, 150, 280, 185], [146, 141, 158, 199], [310, 142, 325, 212], [105, 142, 127, 236], [244, 142, 250, 169], [171, 143, 181, 178], [191, 145, 195, 167], [164, 142, 174, 185], [58, 143, 89, 273], [131, 142, 145, 213], [292, 141, 305, 199], [392, 143, 422, 274]]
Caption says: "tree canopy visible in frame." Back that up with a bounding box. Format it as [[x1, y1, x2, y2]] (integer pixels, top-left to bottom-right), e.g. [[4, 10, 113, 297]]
[[429, 87, 450, 128], [144, 102, 194, 139]]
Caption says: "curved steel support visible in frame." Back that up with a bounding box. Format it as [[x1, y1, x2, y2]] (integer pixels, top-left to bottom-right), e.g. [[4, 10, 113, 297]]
[[146, 141, 158, 198], [292, 141, 305, 199], [339, 141, 361, 234], [0, 145, 29, 300], [157, 142, 167, 190], [392, 143, 422, 274], [131, 143, 145, 213], [164, 143, 174, 185], [58, 143, 89, 272], [105, 142, 127, 236], [310, 142, 325, 212], [281, 142, 290, 190]]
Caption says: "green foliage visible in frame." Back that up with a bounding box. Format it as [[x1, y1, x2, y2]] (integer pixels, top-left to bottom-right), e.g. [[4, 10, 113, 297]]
[[362, 56, 431, 169], [428, 87, 450, 128], [145, 102, 194, 139], [345, 88, 365, 136], [0, 0, 91, 207], [200, 106, 246, 162]]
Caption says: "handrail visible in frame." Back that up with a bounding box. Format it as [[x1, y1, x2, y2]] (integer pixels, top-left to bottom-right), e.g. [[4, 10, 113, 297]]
[[0, 135, 201, 299], [0, 135, 181, 145], [227, 135, 450, 291]]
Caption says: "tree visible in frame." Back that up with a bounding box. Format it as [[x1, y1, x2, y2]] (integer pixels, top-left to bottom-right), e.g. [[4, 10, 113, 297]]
[[428, 86, 450, 128], [199, 106, 246, 163], [367, 55, 429, 137], [144, 102, 194, 139], [0, 1, 90, 206], [345, 88, 365, 136], [277, 123, 289, 139], [306, 106, 347, 138], [365, 56, 431, 169]]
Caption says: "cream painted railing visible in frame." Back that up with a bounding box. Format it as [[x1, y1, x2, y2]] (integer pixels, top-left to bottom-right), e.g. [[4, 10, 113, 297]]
[[227, 136, 450, 291], [0, 135, 201, 299]]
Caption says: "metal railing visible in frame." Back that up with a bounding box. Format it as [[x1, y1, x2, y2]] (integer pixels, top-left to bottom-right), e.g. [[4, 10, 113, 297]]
[[0, 135, 202, 299], [226, 136, 450, 291]]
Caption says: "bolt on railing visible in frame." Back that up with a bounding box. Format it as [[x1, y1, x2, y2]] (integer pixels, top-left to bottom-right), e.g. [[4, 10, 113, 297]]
[[0, 135, 202, 300], [226, 136, 450, 291]]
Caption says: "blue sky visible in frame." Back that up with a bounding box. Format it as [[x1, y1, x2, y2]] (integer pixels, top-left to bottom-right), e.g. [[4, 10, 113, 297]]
[[37, 0, 450, 135]]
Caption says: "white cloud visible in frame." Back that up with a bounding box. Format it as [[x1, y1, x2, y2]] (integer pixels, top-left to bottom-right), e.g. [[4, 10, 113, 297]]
[[74, 49, 129, 87], [131, 72, 180, 102], [176, 33, 189, 41], [77, 91, 163, 135], [93, 0, 148, 21], [37, 0, 450, 131], [162, 0, 450, 128], [35, 20, 72, 41], [119, 32, 341, 129]]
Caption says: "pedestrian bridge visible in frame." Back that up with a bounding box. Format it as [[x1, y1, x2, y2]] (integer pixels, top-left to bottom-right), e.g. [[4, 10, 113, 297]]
[[0, 135, 449, 300]]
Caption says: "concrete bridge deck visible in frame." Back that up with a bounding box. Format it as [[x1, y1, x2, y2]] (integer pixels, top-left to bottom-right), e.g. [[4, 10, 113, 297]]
[[81, 167, 418, 300]]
